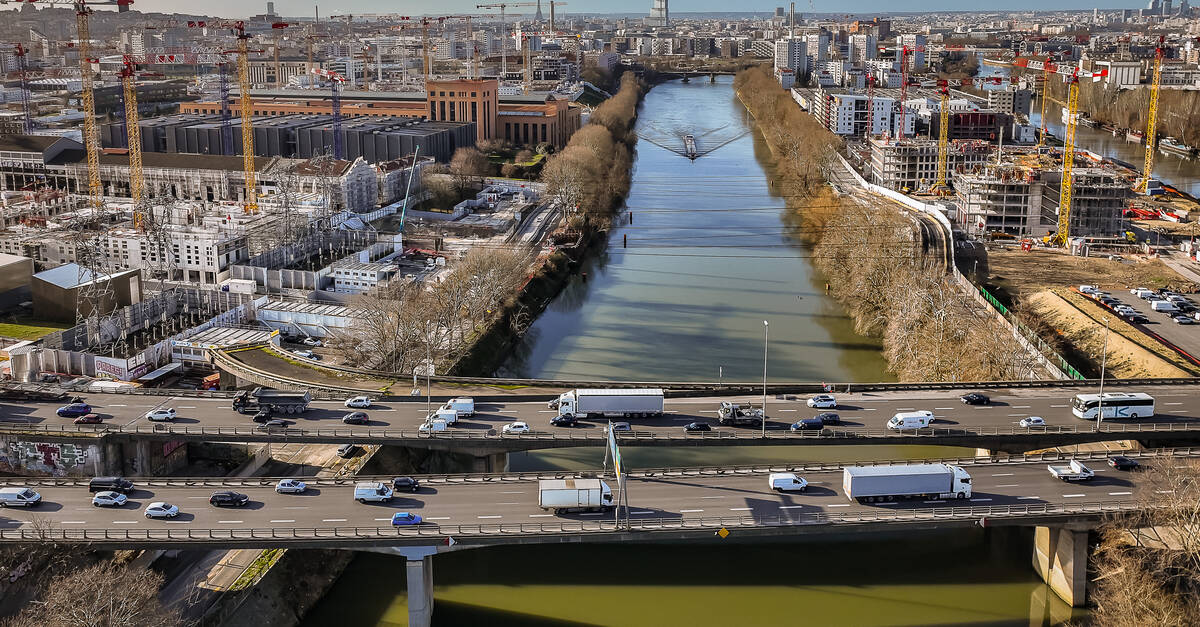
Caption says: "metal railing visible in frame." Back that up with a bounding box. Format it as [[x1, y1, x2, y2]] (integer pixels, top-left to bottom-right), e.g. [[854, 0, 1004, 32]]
[[0, 501, 1144, 545], [2, 446, 1195, 489], [7, 419, 1200, 443]]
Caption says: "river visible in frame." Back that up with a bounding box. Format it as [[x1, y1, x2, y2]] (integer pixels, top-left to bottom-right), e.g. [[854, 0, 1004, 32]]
[[498, 76, 891, 383], [302, 78, 1083, 627]]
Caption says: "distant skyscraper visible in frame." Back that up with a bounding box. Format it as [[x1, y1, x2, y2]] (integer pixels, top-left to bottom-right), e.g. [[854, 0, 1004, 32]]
[[648, 0, 669, 27], [266, 1, 275, 15], [536, 0, 543, 21]]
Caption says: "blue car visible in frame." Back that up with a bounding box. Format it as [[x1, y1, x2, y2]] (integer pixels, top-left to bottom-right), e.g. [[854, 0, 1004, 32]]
[[391, 512, 423, 526], [56, 403, 92, 418]]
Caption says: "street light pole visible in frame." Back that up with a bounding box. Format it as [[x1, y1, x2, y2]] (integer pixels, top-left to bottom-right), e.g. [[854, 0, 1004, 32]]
[[425, 320, 432, 416], [762, 320, 769, 439], [1096, 316, 1110, 432]]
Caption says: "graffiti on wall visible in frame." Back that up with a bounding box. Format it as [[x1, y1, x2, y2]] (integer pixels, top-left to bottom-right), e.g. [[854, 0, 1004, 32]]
[[0, 441, 99, 476]]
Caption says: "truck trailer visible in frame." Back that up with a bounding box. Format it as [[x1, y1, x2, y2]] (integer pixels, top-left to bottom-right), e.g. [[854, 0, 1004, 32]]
[[537, 479, 614, 514], [232, 387, 312, 415], [551, 388, 664, 419], [842, 463, 973, 502]]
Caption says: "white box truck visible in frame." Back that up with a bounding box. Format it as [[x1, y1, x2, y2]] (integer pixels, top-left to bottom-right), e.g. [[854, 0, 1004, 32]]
[[551, 389, 664, 419], [537, 479, 614, 514], [842, 464, 972, 502], [442, 398, 475, 417]]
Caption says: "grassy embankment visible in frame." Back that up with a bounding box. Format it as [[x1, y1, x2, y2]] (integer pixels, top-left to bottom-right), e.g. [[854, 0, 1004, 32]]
[[734, 66, 1042, 381]]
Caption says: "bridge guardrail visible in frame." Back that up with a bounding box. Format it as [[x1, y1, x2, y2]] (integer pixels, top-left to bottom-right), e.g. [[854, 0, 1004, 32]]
[[1, 447, 1195, 489], [0, 500, 1147, 545], [6, 419, 1200, 442]]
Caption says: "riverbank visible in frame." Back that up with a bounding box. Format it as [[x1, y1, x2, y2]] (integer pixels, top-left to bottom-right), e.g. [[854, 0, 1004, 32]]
[[733, 66, 1039, 381]]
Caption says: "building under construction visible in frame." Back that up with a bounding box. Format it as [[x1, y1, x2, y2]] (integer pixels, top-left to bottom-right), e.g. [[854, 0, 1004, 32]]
[[867, 138, 994, 193]]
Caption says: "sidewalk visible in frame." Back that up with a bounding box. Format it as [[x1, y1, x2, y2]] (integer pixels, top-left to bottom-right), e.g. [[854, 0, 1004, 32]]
[[1161, 253, 1200, 286]]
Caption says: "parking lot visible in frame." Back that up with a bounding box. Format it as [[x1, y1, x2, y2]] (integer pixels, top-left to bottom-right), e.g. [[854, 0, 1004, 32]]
[[1081, 287, 1200, 361]]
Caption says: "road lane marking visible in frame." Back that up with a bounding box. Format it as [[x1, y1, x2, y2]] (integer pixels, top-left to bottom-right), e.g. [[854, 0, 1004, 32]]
[[283, 506, 308, 510], [701, 496, 724, 499], [113, 521, 138, 524], [827, 504, 849, 508], [1062, 494, 1086, 498], [991, 473, 1014, 476], [1108, 491, 1133, 496], [374, 518, 392, 521], [528, 514, 553, 518], [269, 520, 296, 523], [164, 521, 191, 524], [969, 498, 993, 502], [1007, 414, 1026, 417], [61, 521, 86, 524], [425, 517, 451, 520], [322, 518, 347, 522], [1166, 402, 1184, 405], [895, 408, 915, 411], [997, 484, 1020, 488], [863, 408, 877, 411], [923, 500, 946, 504], [631, 511, 654, 515], [680, 509, 704, 513], [110, 404, 127, 407], [179, 406, 196, 409], [934, 407, 954, 410], [780, 409, 797, 412], [217, 520, 243, 524], [497, 502, 520, 505], [1170, 410, 1188, 413], [1018, 496, 1040, 500], [500, 491, 524, 494], [186, 496, 209, 499], [1012, 406, 1031, 409], [778, 505, 804, 509], [699, 410, 717, 413], [477, 515, 502, 519], [537, 410, 556, 413], [496, 410, 518, 413], [580, 513, 603, 516], [729, 507, 752, 511], [974, 407, 993, 410]]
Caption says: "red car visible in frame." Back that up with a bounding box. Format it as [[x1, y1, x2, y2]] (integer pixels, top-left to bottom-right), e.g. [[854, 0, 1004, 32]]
[[73, 414, 103, 424]]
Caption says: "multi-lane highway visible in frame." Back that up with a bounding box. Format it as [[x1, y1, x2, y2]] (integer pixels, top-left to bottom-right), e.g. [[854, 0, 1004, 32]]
[[5, 385, 1200, 449], [0, 450, 1182, 548]]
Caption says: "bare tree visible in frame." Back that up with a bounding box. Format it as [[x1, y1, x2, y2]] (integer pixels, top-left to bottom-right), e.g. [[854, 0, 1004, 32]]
[[6, 560, 179, 627]]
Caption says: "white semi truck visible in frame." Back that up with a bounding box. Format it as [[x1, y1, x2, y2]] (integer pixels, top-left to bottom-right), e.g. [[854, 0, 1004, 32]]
[[550, 388, 664, 419], [842, 463, 973, 503], [537, 479, 615, 514]]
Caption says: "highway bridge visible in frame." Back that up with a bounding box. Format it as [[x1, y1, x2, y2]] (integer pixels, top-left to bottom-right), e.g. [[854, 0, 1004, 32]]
[[0, 448, 1187, 624], [7, 384, 1200, 467]]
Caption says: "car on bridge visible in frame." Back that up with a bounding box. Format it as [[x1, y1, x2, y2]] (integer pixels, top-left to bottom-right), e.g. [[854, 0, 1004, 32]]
[[251, 408, 273, 423], [391, 512, 423, 526], [1019, 416, 1046, 428], [275, 479, 308, 494], [806, 395, 837, 409], [342, 412, 370, 425], [960, 393, 990, 405], [813, 412, 841, 425], [344, 396, 372, 408], [145, 408, 177, 422], [605, 422, 632, 434], [255, 419, 290, 430], [684, 422, 712, 433], [209, 491, 250, 507], [56, 403, 92, 418], [550, 415, 578, 427], [392, 477, 420, 492], [144, 502, 180, 519], [1108, 456, 1141, 471], [790, 419, 824, 432], [769, 473, 808, 492], [502, 421, 531, 435], [73, 413, 103, 424], [91, 491, 128, 507]]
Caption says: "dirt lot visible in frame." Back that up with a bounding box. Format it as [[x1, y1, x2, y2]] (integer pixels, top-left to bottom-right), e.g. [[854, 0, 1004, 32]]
[[988, 247, 1196, 299], [1025, 289, 1198, 379]]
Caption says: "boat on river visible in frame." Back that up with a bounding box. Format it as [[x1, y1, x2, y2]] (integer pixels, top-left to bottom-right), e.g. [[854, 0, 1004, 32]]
[[683, 134, 698, 160]]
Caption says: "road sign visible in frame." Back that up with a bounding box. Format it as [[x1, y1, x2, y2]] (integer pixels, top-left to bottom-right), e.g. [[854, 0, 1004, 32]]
[[716, 527, 730, 539], [444, 536, 456, 546]]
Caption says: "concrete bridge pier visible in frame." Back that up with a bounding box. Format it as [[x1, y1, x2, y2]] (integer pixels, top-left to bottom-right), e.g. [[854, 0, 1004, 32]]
[[1032, 525, 1090, 607], [403, 547, 436, 627], [471, 452, 508, 473]]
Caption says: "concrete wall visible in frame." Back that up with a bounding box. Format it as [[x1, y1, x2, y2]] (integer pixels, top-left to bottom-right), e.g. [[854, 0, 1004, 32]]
[[0, 434, 103, 476], [1032, 525, 1089, 607]]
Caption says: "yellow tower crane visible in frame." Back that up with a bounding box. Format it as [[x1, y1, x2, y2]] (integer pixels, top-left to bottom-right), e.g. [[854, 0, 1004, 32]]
[[118, 56, 146, 228], [1050, 74, 1082, 247], [22, 1, 133, 206], [931, 80, 951, 194], [1137, 36, 1165, 194], [235, 25, 258, 212]]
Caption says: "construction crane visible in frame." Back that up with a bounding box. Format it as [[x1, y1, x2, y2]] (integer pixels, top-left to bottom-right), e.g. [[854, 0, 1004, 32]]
[[18, 1, 133, 206], [878, 44, 924, 142], [931, 79, 951, 194], [117, 56, 146, 228], [1137, 36, 1165, 194], [864, 74, 875, 139], [311, 68, 346, 159], [12, 43, 33, 134], [477, 3, 542, 82], [1050, 72, 1082, 247]]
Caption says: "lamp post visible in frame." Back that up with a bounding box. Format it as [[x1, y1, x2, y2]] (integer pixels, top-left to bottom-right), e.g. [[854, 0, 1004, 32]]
[[762, 320, 769, 439], [425, 320, 432, 416], [1096, 316, 1110, 432]]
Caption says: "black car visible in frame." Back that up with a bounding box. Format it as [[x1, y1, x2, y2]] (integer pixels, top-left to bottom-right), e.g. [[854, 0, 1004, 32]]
[[1130, 315, 1151, 324], [684, 422, 712, 432], [342, 411, 369, 425], [209, 491, 249, 507], [813, 412, 840, 425], [550, 415, 578, 427], [88, 476, 133, 494], [392, 476, 420, 492], [1108, 456, 1141, 471], [256, 419, 289, 429], [960, 393, 990, 405], [252, 408, 273, 423], [790, 418, 825, 432]]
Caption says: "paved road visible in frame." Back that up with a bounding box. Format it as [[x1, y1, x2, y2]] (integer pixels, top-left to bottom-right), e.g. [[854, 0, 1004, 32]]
[[0, 456, 1165, 534], [5, 385, 1197, 439]]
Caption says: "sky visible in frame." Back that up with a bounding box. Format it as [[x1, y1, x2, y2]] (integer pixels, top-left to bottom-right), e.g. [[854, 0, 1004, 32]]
[[117, 1, 1138, 19]]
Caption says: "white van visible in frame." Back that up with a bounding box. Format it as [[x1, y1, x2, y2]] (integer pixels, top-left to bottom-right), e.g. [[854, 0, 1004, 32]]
[[1151, 301, 1180, 314], [442, 397, 475, 417], [768, 473, 809, 492], [1078, 285, 1098, 295], [887, 410, 935, 430], [1135, 289, 1158, 300], [426, 408, 458, 425], [354, 482, 393, 503], [418, 419, 448, 433], [0, 487, 41, 507]]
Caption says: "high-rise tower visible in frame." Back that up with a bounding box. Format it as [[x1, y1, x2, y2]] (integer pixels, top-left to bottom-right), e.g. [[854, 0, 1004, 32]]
[[648, 0, 669, 27]]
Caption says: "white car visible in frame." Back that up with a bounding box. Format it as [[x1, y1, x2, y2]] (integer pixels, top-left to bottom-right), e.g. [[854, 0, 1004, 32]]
[[344, 396, 372, 409], [275, 479, 308, 494], [144, 502, 179, 519], [1019, 416, 1046, 428], [502, 421, 530, 434], [91, 491, 128, 507], [806, 395, 837, 409], [145, 408, 176, 422], [292, 349, 315, 359], [301, 337, 323, 347]]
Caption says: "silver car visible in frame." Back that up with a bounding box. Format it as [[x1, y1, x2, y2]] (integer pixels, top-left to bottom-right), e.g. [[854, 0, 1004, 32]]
[[144, 501, 179, 519], [275, 479, 308, 494], [91, 491, 128, 507]]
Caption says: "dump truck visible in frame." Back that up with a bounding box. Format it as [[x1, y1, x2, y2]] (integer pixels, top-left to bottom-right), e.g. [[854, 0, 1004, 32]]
[[232, 387, 311, 415]]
